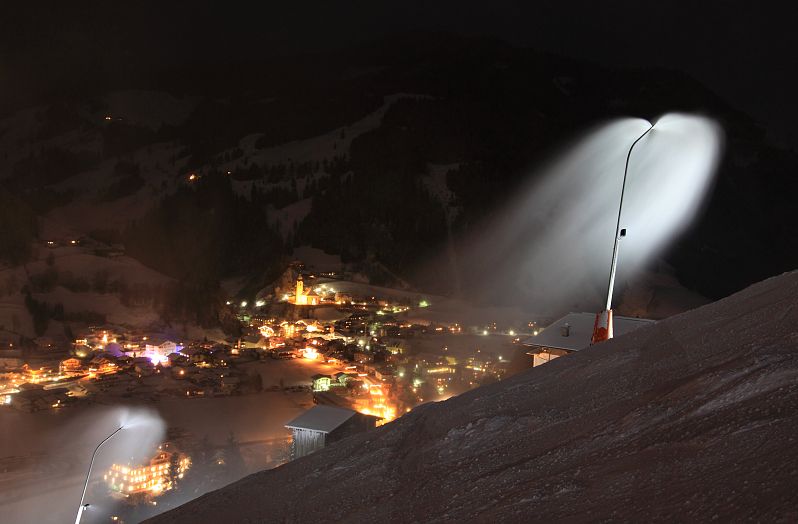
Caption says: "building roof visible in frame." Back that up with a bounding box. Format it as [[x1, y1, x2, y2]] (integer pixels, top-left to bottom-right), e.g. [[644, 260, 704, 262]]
[[522, 312, 655, 352], [285, 405, 359, 434]]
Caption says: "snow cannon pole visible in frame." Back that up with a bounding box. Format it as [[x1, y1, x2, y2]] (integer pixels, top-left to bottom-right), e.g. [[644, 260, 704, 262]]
[[75, 425, 124, 524], [592, 123, 654, 345]]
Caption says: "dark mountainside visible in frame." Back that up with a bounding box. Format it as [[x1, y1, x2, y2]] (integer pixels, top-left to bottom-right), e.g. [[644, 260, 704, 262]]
[[2, 34, 797, 318], [149, 269, 798, 523]]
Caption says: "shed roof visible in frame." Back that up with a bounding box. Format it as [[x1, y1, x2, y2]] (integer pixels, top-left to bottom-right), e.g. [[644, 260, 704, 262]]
[[522, 312, 655, 352], [285, 405, 358, 434]]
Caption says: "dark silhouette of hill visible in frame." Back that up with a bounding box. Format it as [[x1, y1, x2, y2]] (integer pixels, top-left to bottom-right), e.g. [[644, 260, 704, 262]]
[[148, 269, 798, 523], [2, 33, 796, 308], [107, 35, 798, 301]]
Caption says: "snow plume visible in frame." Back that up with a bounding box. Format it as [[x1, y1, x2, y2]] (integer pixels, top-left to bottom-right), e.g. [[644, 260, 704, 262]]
[[0, 406, 165, 524], [456, 113, 723, 314], [76, 407, 166, 523]]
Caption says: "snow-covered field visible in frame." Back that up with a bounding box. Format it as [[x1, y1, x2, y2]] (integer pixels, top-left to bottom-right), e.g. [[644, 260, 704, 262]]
[[229, 93, 429, 171], [290, 246, 344, 273], [271, 197, 313, 238], [0, 246, 173, 339]]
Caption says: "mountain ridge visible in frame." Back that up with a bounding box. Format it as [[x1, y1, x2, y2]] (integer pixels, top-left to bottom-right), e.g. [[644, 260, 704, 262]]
[[2, 33, 796, 328]]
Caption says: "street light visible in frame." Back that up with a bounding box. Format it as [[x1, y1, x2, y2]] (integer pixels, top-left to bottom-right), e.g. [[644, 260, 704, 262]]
[[75, 425, 124, 524], [591, 123, 655, 344]]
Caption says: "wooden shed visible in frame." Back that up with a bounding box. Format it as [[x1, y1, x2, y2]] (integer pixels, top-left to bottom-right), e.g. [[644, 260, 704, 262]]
[[285, 405, 379, 459]]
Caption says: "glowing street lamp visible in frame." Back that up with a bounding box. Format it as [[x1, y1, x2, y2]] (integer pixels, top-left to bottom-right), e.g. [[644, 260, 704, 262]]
[[75, 426, 125, 524], [591, 123, 655, 344]]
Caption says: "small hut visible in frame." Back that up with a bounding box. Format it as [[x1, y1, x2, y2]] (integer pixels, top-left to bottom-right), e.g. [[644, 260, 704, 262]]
[[285, 405, 378, 459]]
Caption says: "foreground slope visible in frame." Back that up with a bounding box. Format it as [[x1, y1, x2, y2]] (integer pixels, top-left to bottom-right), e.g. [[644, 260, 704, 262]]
[[151, 271, 798, 523]]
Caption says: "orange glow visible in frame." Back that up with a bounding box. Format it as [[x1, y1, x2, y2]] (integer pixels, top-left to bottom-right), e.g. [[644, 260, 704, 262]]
[[107, 451, 190, 497]]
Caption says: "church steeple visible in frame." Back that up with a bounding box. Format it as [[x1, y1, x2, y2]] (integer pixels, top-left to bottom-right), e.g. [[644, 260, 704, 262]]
[[294, 275, 306, 305]]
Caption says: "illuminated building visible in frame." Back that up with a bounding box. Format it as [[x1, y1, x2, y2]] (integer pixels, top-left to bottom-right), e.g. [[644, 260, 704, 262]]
[[105, 449, 190, 496], [312, 374, 332, 392], [23, 365, 62, 383], [135, 340, 183, 365], [523, 312, 654, 366], [259, 325, 275, 338], [334, 292, 353, 305], [425, 366, 456, 375], [291, 276, 319, 306], [88, 357, 117, 375], [59, 358, 83, 375], [302, 347, 319, 360], [280, 322, 297, 338]]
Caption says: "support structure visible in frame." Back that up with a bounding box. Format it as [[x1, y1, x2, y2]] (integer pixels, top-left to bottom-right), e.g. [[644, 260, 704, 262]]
[[75, 426, 124, 524], [591, 124, 655, 345]]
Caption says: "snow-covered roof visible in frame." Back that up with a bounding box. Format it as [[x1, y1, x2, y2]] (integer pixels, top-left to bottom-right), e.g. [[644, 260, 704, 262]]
[[104, 342, 125, 357], [522, 312, 654, 352], [285, 405, 358, 434]]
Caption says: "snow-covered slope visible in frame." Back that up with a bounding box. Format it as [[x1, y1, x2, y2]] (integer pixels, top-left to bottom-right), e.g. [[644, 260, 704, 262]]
[[228, 94, 428, 171], [226, 93, 430, 204], [0, 245, 174, 339], [149, 269, 798, 523]]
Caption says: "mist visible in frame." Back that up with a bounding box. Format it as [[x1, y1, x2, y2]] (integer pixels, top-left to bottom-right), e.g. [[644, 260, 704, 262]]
[[0, 406, 165, 524], [452, 113, 723, 316], [0, 391, 298, 524]]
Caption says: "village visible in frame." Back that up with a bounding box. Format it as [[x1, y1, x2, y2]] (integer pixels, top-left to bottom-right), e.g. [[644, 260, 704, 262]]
[[0, 263, 531, 518], [1, 270, 521, 415]]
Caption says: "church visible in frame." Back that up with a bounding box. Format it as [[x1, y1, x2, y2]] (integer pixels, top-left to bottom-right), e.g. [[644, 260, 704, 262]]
[[291, 275, 320, 306]]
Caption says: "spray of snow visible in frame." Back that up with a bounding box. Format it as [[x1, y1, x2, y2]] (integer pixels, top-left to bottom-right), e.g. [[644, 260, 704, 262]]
[[74, 407, 166, 523], [458, 113, 723, 314], [0, 406, 165, 524]]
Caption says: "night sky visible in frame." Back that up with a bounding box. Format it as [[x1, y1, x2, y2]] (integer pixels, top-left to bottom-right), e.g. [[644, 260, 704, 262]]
[[2, 1, 797, 148]]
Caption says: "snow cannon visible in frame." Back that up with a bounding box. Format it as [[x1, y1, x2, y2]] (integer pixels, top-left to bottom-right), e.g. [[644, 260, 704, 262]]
[[591, 309, 613, 344]]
